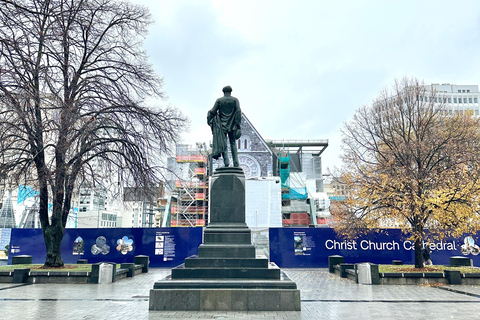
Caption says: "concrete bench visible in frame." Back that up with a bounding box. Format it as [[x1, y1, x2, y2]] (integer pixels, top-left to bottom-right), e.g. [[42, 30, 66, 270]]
[[13, 268, 30, 283], [445, 270, 462, 284], [12, 255, 32, 265], [339, 263, 355, 278], [345, 268, 357, 282], [328, 255, 344, 273], [450, 256, 472, 267], [134, 255, 149, 273]]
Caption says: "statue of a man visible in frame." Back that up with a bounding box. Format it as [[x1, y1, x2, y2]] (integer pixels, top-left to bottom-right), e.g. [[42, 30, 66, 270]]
[[207, 85, 241, 167]]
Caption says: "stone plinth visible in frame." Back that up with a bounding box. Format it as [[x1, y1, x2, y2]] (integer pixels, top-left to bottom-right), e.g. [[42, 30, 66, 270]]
[[150, 167, 301, 311], [149, 287, 301, 311]]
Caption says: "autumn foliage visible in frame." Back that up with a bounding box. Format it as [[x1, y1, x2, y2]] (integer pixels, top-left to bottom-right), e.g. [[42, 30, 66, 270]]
[[332, 78, 480, 267]]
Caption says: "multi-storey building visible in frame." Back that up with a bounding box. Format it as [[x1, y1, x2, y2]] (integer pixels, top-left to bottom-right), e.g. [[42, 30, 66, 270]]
[[0, 191, 15, 228], [429, 83, 480, 114], [75, 184, 119, 228], [121, 186, 162, 228]]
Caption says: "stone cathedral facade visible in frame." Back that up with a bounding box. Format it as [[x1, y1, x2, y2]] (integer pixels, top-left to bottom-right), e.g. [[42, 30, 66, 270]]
[[211, 113, 275, 179]]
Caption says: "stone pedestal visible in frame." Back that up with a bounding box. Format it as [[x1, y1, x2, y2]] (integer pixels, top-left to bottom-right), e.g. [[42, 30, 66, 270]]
[[150, 167, 301, 311]]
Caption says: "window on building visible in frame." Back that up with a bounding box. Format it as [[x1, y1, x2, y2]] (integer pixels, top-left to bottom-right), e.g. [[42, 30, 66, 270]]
[[454, 98, 457, 103], [469, 98, 473, 103], [464, 98, 467, 103], [458, 90, 462, 93], [448, 97, 451, 103], [475, 97, 478, 103], [467, 90, 471, 93]]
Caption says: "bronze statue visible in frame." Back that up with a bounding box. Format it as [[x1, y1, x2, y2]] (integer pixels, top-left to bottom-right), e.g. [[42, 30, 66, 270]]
[[207, 85, 241, 167]]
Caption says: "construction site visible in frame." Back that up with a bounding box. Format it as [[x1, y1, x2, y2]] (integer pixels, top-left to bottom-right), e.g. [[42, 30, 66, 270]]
[[159, 114, 332, 229], [0, 114, 333, 230]]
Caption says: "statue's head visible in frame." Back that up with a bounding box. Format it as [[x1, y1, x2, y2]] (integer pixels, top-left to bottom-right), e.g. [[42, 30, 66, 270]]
[[222, 85, 232, 93]]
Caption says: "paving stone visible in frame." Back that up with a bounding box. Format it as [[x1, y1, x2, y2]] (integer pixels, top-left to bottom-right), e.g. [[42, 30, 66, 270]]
[[1, 268, 480, 319]]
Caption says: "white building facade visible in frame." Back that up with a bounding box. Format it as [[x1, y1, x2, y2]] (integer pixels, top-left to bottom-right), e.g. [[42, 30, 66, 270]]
[[430, 83, 480, 115]]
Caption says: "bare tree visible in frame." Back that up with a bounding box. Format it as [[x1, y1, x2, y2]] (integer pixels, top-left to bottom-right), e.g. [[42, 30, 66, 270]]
[[0, 0, 187, 266], [332, 78, 480, 268]]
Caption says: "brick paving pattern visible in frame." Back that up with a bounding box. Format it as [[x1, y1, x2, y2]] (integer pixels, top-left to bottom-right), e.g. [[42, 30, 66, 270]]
[[1, 268, 480, 319]]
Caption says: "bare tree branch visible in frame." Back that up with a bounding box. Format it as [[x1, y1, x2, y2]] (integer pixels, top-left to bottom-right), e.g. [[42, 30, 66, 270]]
[[0, 0, 187, 266]]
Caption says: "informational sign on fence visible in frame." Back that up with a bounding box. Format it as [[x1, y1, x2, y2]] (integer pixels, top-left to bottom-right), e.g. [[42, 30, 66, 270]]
[[8, 227, 480, 268], [270, 228, 480, 268], [8, 227, 202, 267]]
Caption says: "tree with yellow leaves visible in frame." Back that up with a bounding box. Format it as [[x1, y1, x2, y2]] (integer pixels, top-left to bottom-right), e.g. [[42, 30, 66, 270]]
[[332, 78, 480, 268]]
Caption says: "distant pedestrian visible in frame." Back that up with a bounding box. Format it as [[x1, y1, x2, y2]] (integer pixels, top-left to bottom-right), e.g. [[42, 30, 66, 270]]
[[422, 245, 433, 266]]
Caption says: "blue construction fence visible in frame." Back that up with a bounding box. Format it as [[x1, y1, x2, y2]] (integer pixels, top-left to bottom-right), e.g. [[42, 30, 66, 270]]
[[5, 227, 480, 268], [7, 227, 202, 267], [269, 228, 480, 268]]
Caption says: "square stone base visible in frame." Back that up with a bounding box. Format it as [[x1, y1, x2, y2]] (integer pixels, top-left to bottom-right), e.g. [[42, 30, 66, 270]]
[[149, 288, 301, 311]]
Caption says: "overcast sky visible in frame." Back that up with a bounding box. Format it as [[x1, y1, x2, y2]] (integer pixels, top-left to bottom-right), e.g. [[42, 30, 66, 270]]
[[130, 0, 480, 172]]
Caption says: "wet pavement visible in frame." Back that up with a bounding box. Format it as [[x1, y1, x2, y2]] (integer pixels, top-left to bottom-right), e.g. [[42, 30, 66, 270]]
[[1, 268, 480, 319]]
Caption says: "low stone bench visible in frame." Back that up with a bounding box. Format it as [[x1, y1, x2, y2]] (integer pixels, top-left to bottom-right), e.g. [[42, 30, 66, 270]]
[[345, 268, 357, 282], [382, 272, 403, 278], [134, 264, 143, 275], [29, 271, 91, 284], [445, 270, 462, 284], [120, 263, 136, 277], [339, 263, 355, 278], [115, 268, 129, 281], [328, 255, 344, 273], [0, 270, 14, 283], [450, 256, 472, 267], [380, 272, 447, 285], [12, 255, 32, 265], [134, 255, 149, 273], [13, 268, 30, 283], [346, 269, 356, 276]]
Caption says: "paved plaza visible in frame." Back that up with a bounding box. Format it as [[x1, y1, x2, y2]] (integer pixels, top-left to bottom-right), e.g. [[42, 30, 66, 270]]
[[1, 268, 480, 319]]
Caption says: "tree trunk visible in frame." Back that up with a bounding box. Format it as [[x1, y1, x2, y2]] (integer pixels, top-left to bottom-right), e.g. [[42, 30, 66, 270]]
[[414, 237, 423, 268], [42, 219, 65, 267]]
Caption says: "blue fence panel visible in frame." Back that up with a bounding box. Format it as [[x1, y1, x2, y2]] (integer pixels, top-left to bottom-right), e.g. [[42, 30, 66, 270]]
[[8, 227, 203, 267], [8, 227, 480, 268], [269, 228, 480, 268]]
